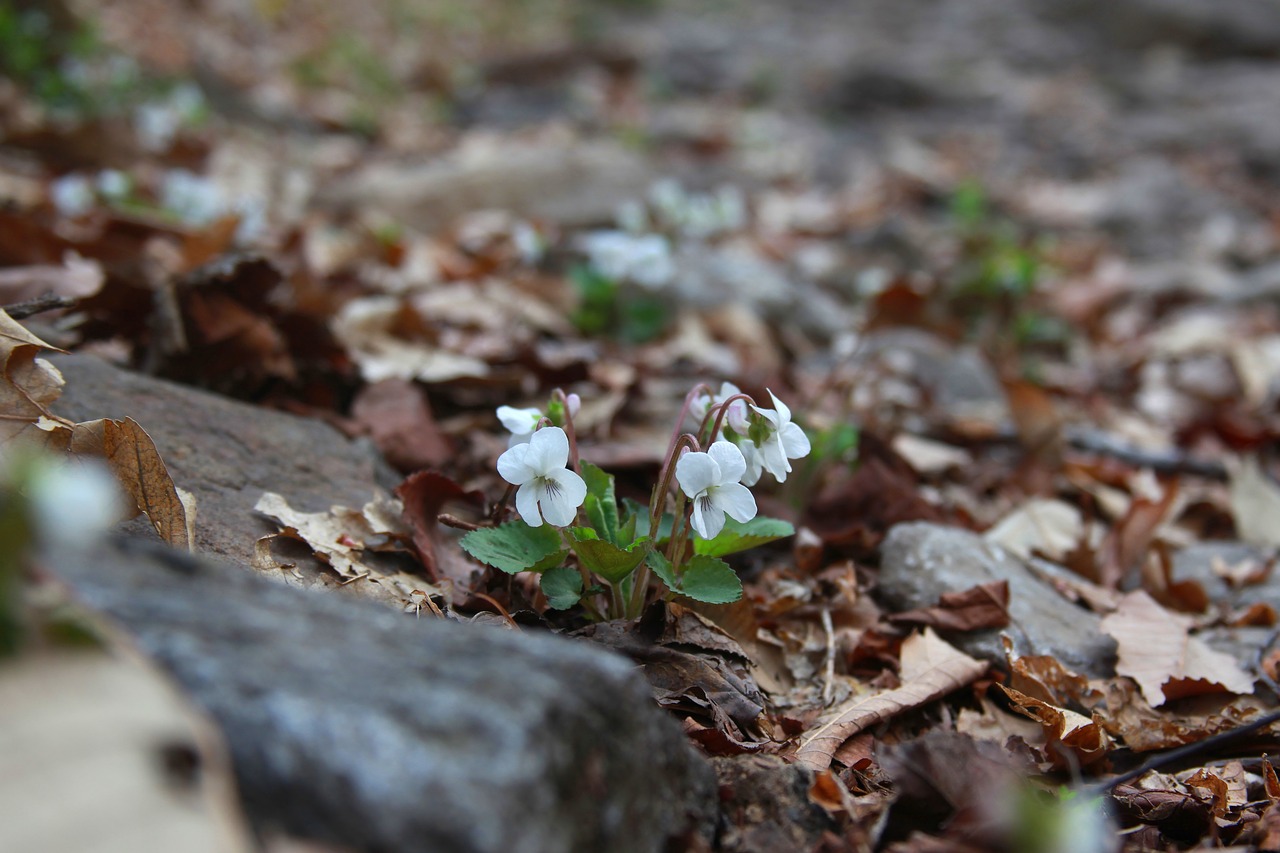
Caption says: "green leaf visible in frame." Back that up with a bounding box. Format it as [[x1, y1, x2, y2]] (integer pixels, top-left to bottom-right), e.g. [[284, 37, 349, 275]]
[[528, 549, 569, 573], [645, 549, 678, 593], [692, 516, 795, 557], [580, 461, 618, 543], [460, 522, 563, 574], [627, 498, 674, 544], [570, 528, 649, 583], [679, 555, 743, 604], [617, 511, 638, 548], [541, 565, 583, 610]]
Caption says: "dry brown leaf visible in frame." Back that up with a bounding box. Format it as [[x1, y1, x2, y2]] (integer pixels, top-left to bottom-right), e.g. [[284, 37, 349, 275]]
[[996, 684, 1111, 770], [0, 312, 190, 545], [70, 418, 194, 550], [255, 491, 409, 579], [0, 254, 104, 304], [1100, 590, 1254, 707], [0, 651, 252, 852], [984, 499, 1084, 562], [1226, 456, 1280, 550], [1097, 479, 1180, 589], [889, 580, 1010, 632], [794, 628, 987, 771]]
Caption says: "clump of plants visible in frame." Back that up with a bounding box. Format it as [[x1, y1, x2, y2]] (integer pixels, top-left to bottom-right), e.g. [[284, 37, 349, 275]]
[[460, 382, 809, 620]]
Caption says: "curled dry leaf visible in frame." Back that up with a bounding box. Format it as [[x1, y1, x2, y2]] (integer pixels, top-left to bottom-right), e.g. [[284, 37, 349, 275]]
[[1100, 590, 1254, 707], [0, 310, 193, 547], [254, 491, 409, 580], [889, 580, 1010, 632], [996, 684, 1111, 770], [794, 628, 988, 772], [71, 418, 196, 550]]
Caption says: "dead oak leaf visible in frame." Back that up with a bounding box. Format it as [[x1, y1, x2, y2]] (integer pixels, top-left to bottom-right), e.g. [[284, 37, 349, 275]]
[[996, 684, 1111, 770], [889, 580, 1010, 632], [0, 310, 193, 548], [794, 628, 988, 772], [1100, 590, 1254, 707], [254, 491, 409, 580]]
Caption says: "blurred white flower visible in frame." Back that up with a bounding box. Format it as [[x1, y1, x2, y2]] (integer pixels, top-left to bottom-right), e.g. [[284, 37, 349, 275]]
[[25, 458, 125, 548], [50, 174, 94, 218], [579, 230, 675, 289], [691, 382, 749, 434]]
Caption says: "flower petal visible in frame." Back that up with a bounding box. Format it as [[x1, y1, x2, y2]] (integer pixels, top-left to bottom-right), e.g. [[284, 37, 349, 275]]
[[540, 469, 587, 527], [675, 451, 719, 498], [739, 440, 763, 486], [779, 423, 811, 460], [766, 389, 792, 427], [497, 405, 540, 435], [497, 442, 535, 485], [706, 441, 746, 485], [690, 493, 725, 539], [527, 426, 570, 474], [515, 482, 543, 527], [760, 437, 792, 482], [713, 482, 757, 524]]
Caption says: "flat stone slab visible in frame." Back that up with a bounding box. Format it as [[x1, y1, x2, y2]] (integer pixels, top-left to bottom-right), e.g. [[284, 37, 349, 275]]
[[45, 536, 717, 853], [878, 522, 1117, 678]]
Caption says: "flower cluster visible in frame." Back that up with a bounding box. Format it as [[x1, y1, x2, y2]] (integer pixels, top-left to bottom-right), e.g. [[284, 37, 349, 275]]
[[691, 382, 812, 485], [466, 383, 810, 619]]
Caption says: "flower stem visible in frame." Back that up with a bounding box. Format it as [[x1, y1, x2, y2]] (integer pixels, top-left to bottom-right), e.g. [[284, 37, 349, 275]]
[[551, 388, 581, 474], [648, 432, 699, 542], [703, 392, 756, 443]]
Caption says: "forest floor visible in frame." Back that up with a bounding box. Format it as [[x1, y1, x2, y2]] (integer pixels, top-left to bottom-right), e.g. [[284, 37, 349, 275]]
[[4, 0, 1280, 850]]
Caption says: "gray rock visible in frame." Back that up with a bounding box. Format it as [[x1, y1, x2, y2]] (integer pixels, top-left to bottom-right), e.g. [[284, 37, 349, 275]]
[[1171, 541, 1278, 611], [49, 353, 396, 572], [46, 535, 718, 853], [878, 522, 1116, 677]]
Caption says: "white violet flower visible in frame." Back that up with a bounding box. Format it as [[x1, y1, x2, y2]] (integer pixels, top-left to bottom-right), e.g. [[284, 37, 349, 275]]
[[675, 441, 758, 540], [691, 381, 750, 434], [496, 405, 542, 447], [496, 426, 586, 528], [739, 439, 764, 487], [750, 390, 811, 483]]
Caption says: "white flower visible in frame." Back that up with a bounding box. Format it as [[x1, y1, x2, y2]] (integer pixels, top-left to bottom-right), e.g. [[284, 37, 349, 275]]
[[496, 405, 542, 447], [579, 230, 675, 289], [496, 427, 586, 528], [739, 439, 764, 487], [750, 390, 811, 483], [675, 441, 757, 539], [25, 458, 125, 549], [691, 382, 749, 434]]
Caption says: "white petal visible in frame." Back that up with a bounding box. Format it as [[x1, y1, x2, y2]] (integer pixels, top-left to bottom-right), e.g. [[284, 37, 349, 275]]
[[497, 442, 535, 485], [675, 451, 719, 498], [497, 405, 540, 435], [751, 403, 780, 430], [779, 423, 811, 460], [690, 493, 725, 539], [712, 482, 757, 523], [739, 440, 764, 486], [766, 389, 793, 427], [706, 441, 746, 485], [526, 426, 569, 474], [540, 469, 587, 527], [761, 438, 792, 482], [515, 482, 543, 526]]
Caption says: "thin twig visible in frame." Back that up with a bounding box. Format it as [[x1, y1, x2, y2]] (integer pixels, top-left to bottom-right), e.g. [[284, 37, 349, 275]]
[[1, 293, 79, 320], [1083, 706, 1280, 797]]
